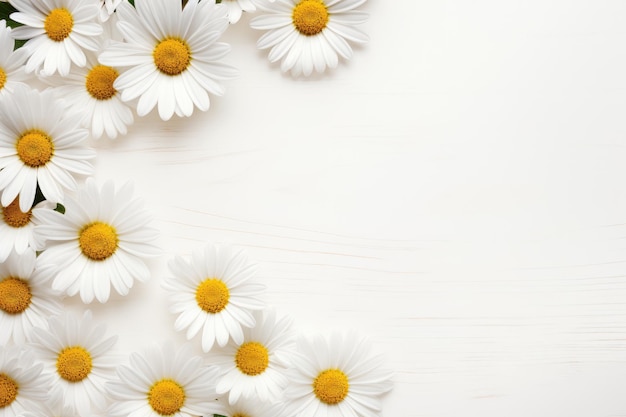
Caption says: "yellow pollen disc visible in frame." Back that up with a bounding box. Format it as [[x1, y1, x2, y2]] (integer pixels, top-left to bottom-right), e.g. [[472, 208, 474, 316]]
[[44, 8, 74, 42], [153, 38, 191, 76], [2, 198, 32, 228], [85, 65, 119, 100], [16, 129, 54, 168], [0, 374, 18, 407], [195, 278, 230, 313], [292, 0, 329, 36], [0, 277, 32, 315], [78, 222, 119, 261], [56, 346, 92, 382], [235, 342, 269, 376], [148, 379, 186, 416], [313, 369, 349, 405], [0, 67, 6, 91]]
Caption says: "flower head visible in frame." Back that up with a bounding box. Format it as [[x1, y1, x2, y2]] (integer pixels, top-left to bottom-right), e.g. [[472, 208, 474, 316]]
[[0, 346, 49, 416], [0, 20, 33, 98]]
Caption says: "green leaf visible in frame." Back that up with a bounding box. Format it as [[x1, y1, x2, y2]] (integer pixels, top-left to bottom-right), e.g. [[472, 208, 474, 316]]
[[54, 203, 66, 215]]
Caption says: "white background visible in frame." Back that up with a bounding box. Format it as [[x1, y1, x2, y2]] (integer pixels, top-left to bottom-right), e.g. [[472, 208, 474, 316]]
[[79, 1, 626, 416]]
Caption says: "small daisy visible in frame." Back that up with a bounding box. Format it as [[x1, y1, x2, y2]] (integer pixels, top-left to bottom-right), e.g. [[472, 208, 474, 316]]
[[0, 249, 63, 346], [163, 243, 265, 352], [213, 309, 293, 404], [107, 342, 225, 417], [222, 397, 285, 417], [250, 0, 369, 76], [33, 178, 160, 303], [9, 0, 103, 76], [221, 0, 256, 24], [0, 197, 52, 262], [99, 0, 237, 121], [285, 331, 392, 417], [44, 27, 134, 139], [0, 85, 95, 212], [29, 310, 118, 414], [99, 0, 122, 21], [0, 346, 49, 416], [0, 20, 32, 99]]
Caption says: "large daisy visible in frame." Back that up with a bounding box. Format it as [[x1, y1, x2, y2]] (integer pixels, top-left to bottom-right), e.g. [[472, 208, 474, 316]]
[[0, 85, 95, 212], [0, 346, 49, 417], [33, 178, 160, 303], [285, 331, 392, 417], [213, 309, 294, 404], [0, 20, 32, 99], [9, 0, 103, 76], [99, 0, 237, 121], [107, 342, 225, 417], [0, 197, 51, 262], [29, 310, 118, 415], [0, 249, 63, 346], [250, 0, 369, 76], [163, 243, 265, 352]]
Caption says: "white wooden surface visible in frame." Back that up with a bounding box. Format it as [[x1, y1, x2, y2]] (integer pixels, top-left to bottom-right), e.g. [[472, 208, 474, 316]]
[[69, 1, 626, 416]]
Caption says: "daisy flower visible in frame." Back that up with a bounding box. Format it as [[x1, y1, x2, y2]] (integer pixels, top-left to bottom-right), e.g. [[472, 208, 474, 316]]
[[0, 197, 52, 262], [213, 309, 294, 404], [0, 249, 63, 345], [250, 0, 369, 76], [0, 346, 49, 416], [222, 397, 285, 417], [107, 342, 225, 417], [221, 0, 256, 24], [29, 310, 118, 415], [99, 0, 237, 121], [0, 20, 32, 99], [44, 20, 134, 139], [9, 0, 103, 76], [163, 243, 265, 352], [285, 331, 392, 417], [0, 85, 95, 212], [33, 178, 160, 303]]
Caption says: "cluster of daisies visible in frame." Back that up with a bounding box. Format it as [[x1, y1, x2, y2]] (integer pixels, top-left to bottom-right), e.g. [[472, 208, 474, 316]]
[[0, 1, 388, 417]]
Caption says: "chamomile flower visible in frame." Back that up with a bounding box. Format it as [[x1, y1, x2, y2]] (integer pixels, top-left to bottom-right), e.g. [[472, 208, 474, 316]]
[[285, 331, 392, 417], [29, 310, 118, 415], [0, 85, 95, 212], [33, 178, 160, 303], [250, 0, 369, 76], [99, 0, 122, 21], [9, 0, 103, 76], [107, 342, 225, 417], [163, 243, 266, 352], [213, 309, 293, 404], [0, 197, 51, 263], [0, 347, 49, 416], [222, 397, 285, 417], [0, 20, 32, 99], [99, 0, 237, 121], [44, 26, 134, 139], [221, 0, 256, 24], [0, 249, 63, 345]]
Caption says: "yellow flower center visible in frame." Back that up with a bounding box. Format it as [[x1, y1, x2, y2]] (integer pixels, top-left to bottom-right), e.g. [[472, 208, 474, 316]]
[[235, 342, 269, 376], [153, 38, 191, 76], [232, 414, 250, 417], [313, 369, 349, 405], [292, 0, 329, 36], [78, 222, 119, 261], [195, 278, 229, 313], [85, 65, 118, 100], [44, 8, 74, 42], [0, 277, 32, 315], [148, 379, 186, 416], [0, 374, 18, 407], [2, 198, 32, 228], [56, 346, 93, 382], [16, 129, 54, 168], [0, 67, 6, 91]]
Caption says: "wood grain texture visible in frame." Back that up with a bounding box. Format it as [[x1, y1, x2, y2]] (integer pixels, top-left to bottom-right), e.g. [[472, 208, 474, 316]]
[[75, 1, 626, 416]]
